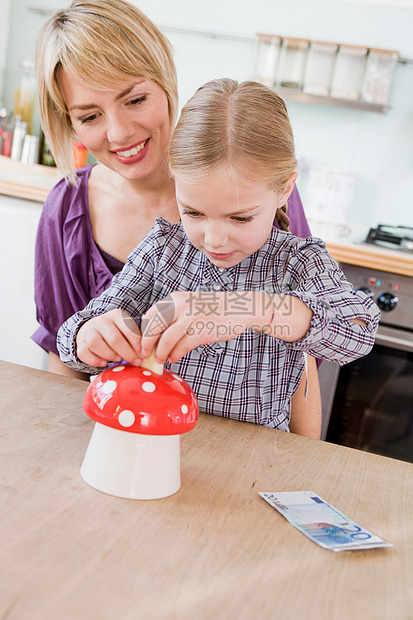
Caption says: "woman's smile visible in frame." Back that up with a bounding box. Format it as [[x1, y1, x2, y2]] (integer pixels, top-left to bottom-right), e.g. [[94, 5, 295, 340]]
[[111, 138, 150, 163]]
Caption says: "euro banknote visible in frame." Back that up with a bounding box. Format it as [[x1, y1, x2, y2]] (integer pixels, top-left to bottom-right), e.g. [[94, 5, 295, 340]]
[[260, 491, 393, 552]]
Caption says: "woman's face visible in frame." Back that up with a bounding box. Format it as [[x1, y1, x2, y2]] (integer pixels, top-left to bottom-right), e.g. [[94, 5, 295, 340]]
[[60, 70, 172, 182]]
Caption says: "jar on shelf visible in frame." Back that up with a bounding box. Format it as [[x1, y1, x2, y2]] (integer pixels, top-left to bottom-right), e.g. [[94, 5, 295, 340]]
[[39, 132, 56, 166], [0, 104, 13, 157], [330, 44, 367, 100], [72, 140, 89, 168], [277, 38, 309, 90], [303, 41, 338, 96], [14, 60, 36, 135], [21, 135, 39, 165], [11, 116, 28, 161], [253, 34, 281, 87], [361, 49, 398, 105]]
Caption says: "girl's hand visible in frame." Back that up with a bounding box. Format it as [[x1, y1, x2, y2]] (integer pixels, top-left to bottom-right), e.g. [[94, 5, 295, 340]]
[[76, 308, 142, 367], [140, 291, 272, 364]]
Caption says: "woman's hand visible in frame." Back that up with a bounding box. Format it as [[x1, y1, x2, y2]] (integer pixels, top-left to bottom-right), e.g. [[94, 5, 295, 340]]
[[140, 291, 272, 364], [76, 308, 142, 367]]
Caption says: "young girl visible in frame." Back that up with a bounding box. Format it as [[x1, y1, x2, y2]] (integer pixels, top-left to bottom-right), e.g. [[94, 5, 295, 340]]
[[33, 0, 320, 436], [33, 0, 313, 387], [57, 79, 380, 437]]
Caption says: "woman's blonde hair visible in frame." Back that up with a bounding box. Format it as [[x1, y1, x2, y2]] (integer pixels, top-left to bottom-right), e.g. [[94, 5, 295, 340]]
[[36, 0, 178, 184], [169, 78, 297, 231]]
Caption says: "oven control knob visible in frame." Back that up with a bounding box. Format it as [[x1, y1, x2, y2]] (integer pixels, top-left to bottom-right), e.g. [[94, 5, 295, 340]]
[[356, 286, 373, 298], [377, 292, 398, 312]]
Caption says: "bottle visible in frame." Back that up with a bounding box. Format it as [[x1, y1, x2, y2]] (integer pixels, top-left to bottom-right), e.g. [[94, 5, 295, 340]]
[[14, 60, 36, 135], [72, 140, 89, 168], [21, 134, 39, 165], [11, 115, 28, 161], [0, 104, 13, 157], [0, 104, 5, 154], [39, 131, 56, 167]]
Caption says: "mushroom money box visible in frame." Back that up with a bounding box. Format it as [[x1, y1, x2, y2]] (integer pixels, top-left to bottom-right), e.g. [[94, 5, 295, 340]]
[[81, 355, 198, 500]]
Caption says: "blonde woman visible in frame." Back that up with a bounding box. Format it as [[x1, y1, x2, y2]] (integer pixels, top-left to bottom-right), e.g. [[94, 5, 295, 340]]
[[56, 79, 379, 438]]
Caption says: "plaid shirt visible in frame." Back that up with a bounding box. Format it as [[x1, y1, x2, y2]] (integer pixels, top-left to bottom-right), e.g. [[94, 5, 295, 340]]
[[58, 218, 380, 431]]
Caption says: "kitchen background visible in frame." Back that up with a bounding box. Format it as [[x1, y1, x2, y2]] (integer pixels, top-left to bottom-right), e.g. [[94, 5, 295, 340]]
[[0, 0, 412, 372], [2, 0, 413, 227]]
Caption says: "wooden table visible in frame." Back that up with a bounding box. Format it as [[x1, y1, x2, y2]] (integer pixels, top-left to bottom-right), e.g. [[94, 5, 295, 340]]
[[1, 360, 412, 620]]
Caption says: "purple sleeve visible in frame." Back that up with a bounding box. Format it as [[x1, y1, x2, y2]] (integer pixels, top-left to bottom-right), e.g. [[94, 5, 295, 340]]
[[31, 167, 114, 355], [274, 184, 312, 237], [275, 184, 322, 367]]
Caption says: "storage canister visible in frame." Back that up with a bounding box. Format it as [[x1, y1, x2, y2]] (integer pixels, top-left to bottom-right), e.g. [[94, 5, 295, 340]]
[[330, 44, 367, 100], [277, 38, 309, 90], [253, 34, 281, 87], [303, 41, 338, 96], [361, 49, 398, 106]]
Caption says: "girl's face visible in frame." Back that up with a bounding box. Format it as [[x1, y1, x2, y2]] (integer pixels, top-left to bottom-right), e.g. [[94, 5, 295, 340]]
[[60, 70, 171, 182], [176, 166, 297, 268]]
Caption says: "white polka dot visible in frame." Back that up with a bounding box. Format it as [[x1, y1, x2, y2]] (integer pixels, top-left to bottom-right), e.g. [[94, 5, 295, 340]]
[[118, 409, 135, 427], [102, 380, 117, 394], [172, 374, 183, 382], [142, 381, 156, 393], [181, 404, 188, 414], [112, 365, 125, 372], [142, 370, 152, 376]]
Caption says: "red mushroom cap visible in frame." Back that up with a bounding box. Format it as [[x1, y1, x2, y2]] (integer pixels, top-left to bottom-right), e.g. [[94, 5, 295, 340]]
[[83, 364, 198, 435]]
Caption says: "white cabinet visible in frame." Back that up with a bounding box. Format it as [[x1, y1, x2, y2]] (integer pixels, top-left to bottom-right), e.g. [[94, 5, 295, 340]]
[[0, 193, 47, 370]]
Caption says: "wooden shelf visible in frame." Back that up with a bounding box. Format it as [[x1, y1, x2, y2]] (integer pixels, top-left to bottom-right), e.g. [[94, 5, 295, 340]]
[[275, 87, 387, 113], [0, 155, 63, 202]]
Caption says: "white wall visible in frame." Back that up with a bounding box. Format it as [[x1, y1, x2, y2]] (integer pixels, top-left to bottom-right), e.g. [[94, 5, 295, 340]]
[[0, 0, 11, 100]]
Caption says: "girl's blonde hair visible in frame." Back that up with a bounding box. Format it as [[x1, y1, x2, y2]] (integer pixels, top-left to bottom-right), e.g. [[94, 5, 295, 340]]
[[169, 78, 297, 231], [36, 0, 178, 184]]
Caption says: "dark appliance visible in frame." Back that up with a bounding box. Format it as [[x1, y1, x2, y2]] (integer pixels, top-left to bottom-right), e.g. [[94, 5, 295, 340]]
[[365, 224, 413, 253], [320, 258, 413, 464]]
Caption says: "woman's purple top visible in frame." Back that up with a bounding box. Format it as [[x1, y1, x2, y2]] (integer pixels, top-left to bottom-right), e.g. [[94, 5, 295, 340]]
[[32, 165, 312, 355]]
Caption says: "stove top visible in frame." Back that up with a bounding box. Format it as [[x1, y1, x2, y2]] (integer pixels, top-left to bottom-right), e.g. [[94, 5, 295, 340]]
[[365, 225, 413, 253]]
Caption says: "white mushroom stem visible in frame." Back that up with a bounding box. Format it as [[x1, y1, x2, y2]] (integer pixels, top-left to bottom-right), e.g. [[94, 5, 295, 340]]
[[141, 348, 164, 375]]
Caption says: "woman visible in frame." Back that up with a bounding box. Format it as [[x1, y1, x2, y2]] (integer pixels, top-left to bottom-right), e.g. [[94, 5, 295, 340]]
[[33, 0, 321, 437]]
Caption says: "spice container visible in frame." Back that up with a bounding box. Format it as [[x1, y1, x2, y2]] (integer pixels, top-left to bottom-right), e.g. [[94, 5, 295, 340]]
[[14, 60, 36, 134], [11, 116, 28, 161], [39, 132, 56, 166], [303, 41, 338, 96], [330, 45, 367, 100], [277, 38, 309, 90], [72, 140, 89, 168], [21, 135, 39, 165], [0, 104, 13, 157], [361, 49, 398, 105], [253, 34, 281, 87]]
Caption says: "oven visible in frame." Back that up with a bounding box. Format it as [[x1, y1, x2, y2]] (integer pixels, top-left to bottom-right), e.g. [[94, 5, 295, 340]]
[[320, 262, 413, 464]]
